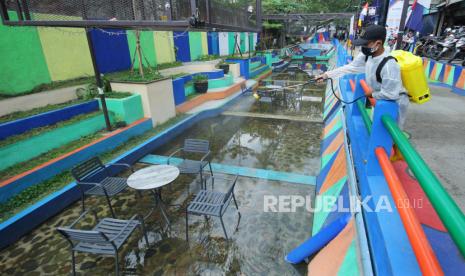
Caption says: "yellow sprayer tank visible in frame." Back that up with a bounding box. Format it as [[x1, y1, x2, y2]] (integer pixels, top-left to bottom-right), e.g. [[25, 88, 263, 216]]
[[391, 50, 430, 104]]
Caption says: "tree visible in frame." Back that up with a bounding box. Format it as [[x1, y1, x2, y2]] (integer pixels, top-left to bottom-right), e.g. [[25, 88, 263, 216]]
[[261, 0, 357, 14]]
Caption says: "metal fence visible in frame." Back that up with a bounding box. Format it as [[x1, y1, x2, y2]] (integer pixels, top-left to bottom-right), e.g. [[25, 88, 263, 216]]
[[0, 0, 260, 31]]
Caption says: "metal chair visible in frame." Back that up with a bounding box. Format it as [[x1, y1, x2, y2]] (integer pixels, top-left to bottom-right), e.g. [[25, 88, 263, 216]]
[[241, 82, 249, 94], [285, 84, 304, 110], [185, 175, 240, 241], [167, 139, 213, 188], [57, 209, 149, 276], [71, 157, 133, 218]]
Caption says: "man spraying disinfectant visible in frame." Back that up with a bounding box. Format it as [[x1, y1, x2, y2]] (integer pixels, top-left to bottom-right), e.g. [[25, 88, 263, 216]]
[[316, 24, 410, 129]]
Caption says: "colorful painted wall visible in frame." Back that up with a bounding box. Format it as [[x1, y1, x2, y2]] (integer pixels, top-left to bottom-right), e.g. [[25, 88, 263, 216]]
[[422, 58, 465, 95], [0, 13, 51, 94], [0, 18, 258, 95]]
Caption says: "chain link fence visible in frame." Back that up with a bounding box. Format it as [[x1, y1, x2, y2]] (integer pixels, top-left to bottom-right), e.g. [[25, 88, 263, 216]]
[[2, 0, 258, 30]]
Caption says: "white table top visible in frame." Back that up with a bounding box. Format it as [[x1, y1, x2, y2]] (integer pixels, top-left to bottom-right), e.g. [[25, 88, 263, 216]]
[[266, 85, 283, 89], [127, 165, 180, 190]]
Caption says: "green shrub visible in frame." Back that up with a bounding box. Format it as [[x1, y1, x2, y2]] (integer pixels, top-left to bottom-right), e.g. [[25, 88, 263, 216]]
[[105, 69, 164, 83], [105, 91, 132, 99], [0, 76, 94, 99], [192, 74, 208, 82], [0, 114, 188, 222], [0, 99, 89, 124], [156, 61, 182, 70], [197, 55, 220, 61]]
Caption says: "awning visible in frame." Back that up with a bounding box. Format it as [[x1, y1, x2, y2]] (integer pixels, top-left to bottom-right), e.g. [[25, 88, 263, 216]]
[[436, 1, 446, 8], [446, 0, 464, 6]]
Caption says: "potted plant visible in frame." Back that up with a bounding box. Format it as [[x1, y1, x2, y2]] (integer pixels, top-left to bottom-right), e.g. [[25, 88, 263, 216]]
[[192, 74, 209, 93], [217, 61, 230, 74]]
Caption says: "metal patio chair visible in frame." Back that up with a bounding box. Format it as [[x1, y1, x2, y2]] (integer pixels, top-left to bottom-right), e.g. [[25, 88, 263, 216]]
[[241, 82, 249, 94], [57, 209, 149, 276], [285, 84, 304, 110], [71, 157, 133, 218], [185, 175, 241, 241], [167, 139, 213, 188]]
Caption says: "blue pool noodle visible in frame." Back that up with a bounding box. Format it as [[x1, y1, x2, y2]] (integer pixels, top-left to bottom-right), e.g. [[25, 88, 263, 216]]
[[285, 213, 352, 264]]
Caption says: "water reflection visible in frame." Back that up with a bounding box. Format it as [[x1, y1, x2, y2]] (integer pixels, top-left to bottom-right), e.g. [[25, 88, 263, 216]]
[[155, 116, 321, 176]]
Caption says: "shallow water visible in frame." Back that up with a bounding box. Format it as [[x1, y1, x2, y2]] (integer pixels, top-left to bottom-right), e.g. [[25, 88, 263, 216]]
[[227, 66, 325, 120], [154, 115, 321, 176]]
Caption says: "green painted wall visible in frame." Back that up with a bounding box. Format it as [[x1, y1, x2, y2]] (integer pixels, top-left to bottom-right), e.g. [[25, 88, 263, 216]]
[[127, 30, 157, 69], [249, 33, 254, 51], [0, 113, 112, 170], [185, 84, 195, 96], [0, 12, 51, 94], [264, 53, 273, 66], [100, 94, 144, 124], [240, 32, 246, 53], [250, 61, 262, 70], [208, 74, 233, 89], [201, 32, 209, 56], [337, 240, 360, 276], [189, 32, 204, 61], [154, 31, 176, 64], [228, 32, 236, 55], [37, 27, 93, 81]]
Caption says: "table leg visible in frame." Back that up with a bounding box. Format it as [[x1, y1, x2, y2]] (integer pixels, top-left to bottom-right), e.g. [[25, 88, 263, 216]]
[[151, 189, 171, 230]]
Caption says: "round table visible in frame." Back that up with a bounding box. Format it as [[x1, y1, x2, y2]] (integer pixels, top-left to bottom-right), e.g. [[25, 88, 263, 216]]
[[265, 84, 283, 89], [127, 165, 180, 229], [127, 165, 180, 190]]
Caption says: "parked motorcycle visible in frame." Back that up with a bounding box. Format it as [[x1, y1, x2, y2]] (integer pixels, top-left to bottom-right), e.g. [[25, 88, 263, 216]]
[[434, 34, 458, 60], [415, 35, 441, 58], [448, 35, 465, 66]]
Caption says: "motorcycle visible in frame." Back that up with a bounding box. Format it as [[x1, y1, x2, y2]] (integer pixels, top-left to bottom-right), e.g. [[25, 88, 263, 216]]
[[416, 35, 438, 58], [433, 34, 458, 60], [448, 35, 465, 66]]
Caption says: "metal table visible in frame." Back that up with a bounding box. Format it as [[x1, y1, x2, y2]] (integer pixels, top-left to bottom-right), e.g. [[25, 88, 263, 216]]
[[127, 165, 180, 229]]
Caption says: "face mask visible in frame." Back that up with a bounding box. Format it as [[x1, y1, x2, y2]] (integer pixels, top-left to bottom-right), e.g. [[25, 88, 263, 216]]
[[361, 44, 379, 56]]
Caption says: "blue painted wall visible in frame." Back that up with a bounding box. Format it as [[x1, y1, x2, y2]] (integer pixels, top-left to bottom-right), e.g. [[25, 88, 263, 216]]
[[334, 41, 421, 275], [173, 31, 191, 62], [226, 58, 250, 79], [171, 70, 226, 106], [0, 100, 99, 140], [172, 78, 186, 105], [89, 29, 131, 74], [208, 32, 219, 55]]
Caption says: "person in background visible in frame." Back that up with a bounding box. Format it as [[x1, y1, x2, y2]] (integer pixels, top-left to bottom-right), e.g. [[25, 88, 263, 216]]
[[315, 24, 409, 129], [402, 30, 415, 51]]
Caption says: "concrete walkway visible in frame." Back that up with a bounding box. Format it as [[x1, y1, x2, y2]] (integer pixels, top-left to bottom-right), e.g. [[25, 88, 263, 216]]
[[140, 154, 316, 185], [186, 79, 257, 114], [221, 111, 323, 123], [405, 85, 465, 212]]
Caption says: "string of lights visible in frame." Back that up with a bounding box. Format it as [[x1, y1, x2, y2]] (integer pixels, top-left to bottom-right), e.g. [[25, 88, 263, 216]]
[[10, 25, 255, 39]]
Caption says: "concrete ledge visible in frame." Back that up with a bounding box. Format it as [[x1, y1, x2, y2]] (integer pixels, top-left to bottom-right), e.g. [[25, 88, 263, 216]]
[[175, 79, 246, 113], [0, 118, 152, 207], [0, 100, 98, 140], [98, 94, 144, 125], [0, 85, 84, 117], [142, 154, 316, 185], [111, 78, 176, 126], [229, 63, 241, 78], [253, 69, 272, 81], [159, 59, 221, 76], [0, 113, 114, 173], [250, 65, 271, 78]]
